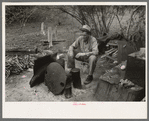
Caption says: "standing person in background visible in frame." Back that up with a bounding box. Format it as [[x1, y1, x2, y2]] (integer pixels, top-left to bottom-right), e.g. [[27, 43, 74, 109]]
[[67, 25, 98, 85]]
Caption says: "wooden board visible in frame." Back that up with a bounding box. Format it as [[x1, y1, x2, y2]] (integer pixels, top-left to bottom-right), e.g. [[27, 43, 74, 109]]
[[117, 40, 136, 63]]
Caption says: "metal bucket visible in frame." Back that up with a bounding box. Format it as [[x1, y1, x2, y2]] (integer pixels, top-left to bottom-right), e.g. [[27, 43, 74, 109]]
[[71, 68, 82, 89]]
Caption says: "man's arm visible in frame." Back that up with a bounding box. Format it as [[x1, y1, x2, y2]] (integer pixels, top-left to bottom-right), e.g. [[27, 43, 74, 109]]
[[75, 38, 98, 58], [68, 37, 80, 57], [85, 38, 98, 56]]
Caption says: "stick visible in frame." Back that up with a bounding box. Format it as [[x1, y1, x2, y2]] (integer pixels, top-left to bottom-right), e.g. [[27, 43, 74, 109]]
[[48, 27, 53, 48], [41, 22, 46, 35], [105, 48, 115, 54], [101, 48, 117, 59], [54, 25, 57, 41]]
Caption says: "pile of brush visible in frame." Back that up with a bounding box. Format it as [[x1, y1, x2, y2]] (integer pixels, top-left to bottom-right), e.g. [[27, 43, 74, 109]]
[[5, 55, 35, 79]]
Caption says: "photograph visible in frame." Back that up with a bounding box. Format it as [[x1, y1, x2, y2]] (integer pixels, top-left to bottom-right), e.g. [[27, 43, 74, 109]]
[[2, 2, 147, 119]]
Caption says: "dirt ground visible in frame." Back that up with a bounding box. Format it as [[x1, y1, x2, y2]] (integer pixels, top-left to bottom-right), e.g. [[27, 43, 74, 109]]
[[5, 55, 115, 102], [5, 19, 117, 102]]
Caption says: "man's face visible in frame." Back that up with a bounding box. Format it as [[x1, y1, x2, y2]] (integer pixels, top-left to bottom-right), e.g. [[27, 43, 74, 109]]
[[82, 32, 89, 42]]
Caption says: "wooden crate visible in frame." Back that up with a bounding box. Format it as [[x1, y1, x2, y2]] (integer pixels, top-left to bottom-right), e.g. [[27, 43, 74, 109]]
[[124, 52, 145, 87], [97, 61, 145, 101], [94, 79, 144, 101]]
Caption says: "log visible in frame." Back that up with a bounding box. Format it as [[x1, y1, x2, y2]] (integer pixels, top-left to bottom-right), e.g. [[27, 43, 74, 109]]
[[107, 43, 118, 46], [113, 50, 118, 55], [105, 48, 115, 54], [6, 49, 37, 55], [101, 48, 117, 59]]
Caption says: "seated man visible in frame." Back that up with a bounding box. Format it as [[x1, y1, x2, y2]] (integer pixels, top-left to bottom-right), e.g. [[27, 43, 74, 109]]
[[67, 25, 98, 85]]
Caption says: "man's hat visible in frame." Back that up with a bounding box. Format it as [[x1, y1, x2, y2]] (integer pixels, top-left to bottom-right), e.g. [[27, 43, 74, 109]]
[[80, 25, 91, 34]]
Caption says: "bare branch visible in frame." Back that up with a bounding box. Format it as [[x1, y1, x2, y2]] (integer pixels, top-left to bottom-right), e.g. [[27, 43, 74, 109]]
[[126, 6, 142, 39], [107, 14, 115, 32], [59, 8, 83, 25], [95, 8, 102, 33], [115, 14, 124, 34]]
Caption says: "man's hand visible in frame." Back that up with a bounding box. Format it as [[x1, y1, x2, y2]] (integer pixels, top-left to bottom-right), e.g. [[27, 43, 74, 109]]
[[75, 53, 86, 58]]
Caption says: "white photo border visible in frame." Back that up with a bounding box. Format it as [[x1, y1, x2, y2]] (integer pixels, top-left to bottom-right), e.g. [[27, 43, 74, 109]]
[[2, 2, 148, 119]]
